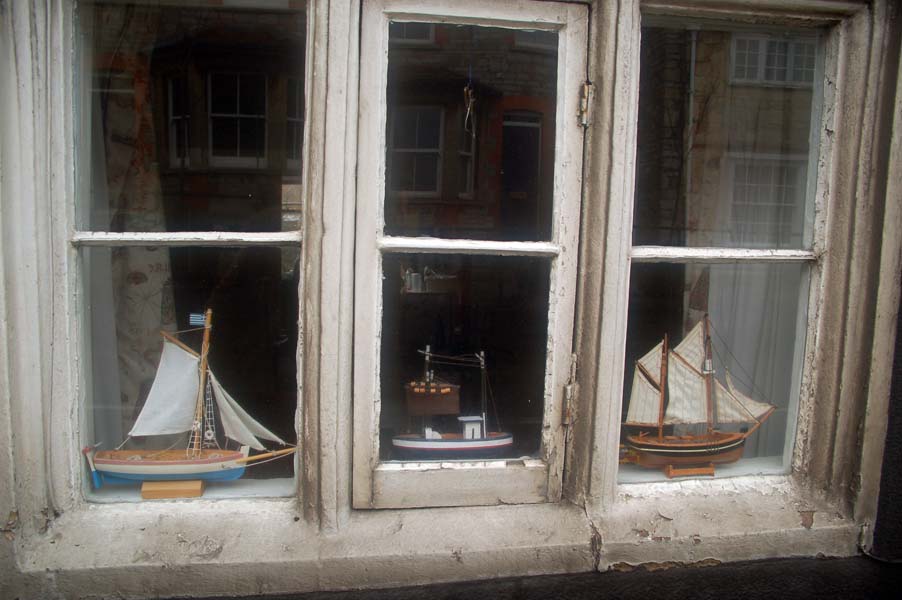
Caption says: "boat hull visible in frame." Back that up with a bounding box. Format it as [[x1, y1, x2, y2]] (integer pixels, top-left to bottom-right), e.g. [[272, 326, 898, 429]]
[[391, 432, 514, 460], [626, 431, 746, 468], [91, 447, 250, 486]]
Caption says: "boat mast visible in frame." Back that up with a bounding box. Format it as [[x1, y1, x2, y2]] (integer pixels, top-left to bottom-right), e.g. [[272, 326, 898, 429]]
[[190, 308, 213, 457], [479, 351, 487, 438], [703, 313, 714, 434], [657, 334, 668, 440]]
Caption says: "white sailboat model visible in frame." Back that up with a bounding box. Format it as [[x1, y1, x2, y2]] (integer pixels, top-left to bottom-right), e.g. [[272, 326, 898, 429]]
[[623, 315, 776, 477], [83, 309, 296, 487]]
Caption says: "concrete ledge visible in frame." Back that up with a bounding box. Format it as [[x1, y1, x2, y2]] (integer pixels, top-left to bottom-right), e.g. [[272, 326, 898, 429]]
[[12, 501, 595, 598]]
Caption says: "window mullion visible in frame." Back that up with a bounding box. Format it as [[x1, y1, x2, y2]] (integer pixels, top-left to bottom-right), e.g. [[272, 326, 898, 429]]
[[630, 246, 816, 263], [71, 231, 302, 247], [379, 235, 561, 257]]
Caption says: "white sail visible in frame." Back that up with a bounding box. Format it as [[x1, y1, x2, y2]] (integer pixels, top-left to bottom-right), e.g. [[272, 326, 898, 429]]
[[209, 370, 286, 450], [637, 341, 664, 387], [664, 351, 708, 424], [625, 369, 661, 426], [718, 371, 774, 423], [673, 320, 706, 371], [129, 340, 200, 437]]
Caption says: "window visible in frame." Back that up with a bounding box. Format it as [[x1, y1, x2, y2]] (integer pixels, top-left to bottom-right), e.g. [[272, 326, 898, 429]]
[[287, 77, 304, 171], [209, 72, 268, 168], [168, 76, 190, 168], [622, 24, 822, 482], [729, 157, 808, 247], [387, 106, 443, 196], [77, 0, 306, 500], [354, 0, 588, 508], [731, 34, 817, 86], [388, 21, 436, 45]]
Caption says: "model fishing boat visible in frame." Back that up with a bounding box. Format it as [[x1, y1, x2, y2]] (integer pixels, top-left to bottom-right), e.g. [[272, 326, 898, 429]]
[[83, 309, 296, 487], [391, 346, 513, 460], [623, 315, 776, 478]]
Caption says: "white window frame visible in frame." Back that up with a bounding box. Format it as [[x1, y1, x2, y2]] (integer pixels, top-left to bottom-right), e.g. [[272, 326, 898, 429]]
[[208, 71, 268, 169], [353, 0, 588, 509], [730, 33, 817, 87], [387, 105, 444, 198]]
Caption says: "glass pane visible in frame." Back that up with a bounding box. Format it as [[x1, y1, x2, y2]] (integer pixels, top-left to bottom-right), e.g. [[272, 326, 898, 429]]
[[239, 118, 265, 158], [379, 254, 551, 460], [211, 117, 239, 157], [239, 74, 266, 116], [634, 27, 820, 248], [619, 262, 809, 482], [80, 2, 307, 232], [211, 73, 238, 114], [84, 246, 300, 490], [384, 23, 559, 242]]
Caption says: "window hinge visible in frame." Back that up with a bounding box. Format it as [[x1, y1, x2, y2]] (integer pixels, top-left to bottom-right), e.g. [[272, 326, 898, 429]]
[[562, 353, 578, 426], [578, 81, 594, 128]]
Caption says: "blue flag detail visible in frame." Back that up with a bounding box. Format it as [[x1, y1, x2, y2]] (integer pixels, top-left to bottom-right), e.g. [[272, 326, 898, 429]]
[[188, 313, 206, 326]]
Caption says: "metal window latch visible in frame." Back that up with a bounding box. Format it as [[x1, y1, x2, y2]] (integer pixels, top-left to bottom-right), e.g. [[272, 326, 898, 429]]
[[562, 353, 578, 426], [578, 81, 594, 128]]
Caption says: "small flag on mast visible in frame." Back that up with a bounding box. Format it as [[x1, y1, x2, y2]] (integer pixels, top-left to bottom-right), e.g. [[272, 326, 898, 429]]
[[188, 312, 206, 326]]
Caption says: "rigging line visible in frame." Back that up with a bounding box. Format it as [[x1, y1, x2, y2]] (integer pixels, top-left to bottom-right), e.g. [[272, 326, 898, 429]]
[[417, 349, 481, 362], [485, 373, 502, 431], [241, 451, 296, 470], [708, 321, 772, 403], [143, 438, 184, 459], [709, 342, 766, 423], [170, 326, 207, 334]]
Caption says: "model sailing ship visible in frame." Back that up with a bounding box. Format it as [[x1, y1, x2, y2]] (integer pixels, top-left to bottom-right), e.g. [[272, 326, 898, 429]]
[[83, 309, 296, 487], [623, 315, 776, 478], [391, 346, 513, 459]]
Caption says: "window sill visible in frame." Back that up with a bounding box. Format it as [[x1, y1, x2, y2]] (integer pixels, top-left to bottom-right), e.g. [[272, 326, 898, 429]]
[[17, 500, 594, 597], [598, 474, 859, 569]]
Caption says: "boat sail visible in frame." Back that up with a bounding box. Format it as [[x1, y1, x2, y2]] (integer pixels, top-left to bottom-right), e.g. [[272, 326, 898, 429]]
[[624, 316, 775, 477], [83, 310, 296, 488]]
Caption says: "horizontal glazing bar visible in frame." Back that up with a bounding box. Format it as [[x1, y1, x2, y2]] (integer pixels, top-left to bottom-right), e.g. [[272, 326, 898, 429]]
[[379, 236, 561, 257], [631, 246, 817, 263], [71, 231, 301, 247]]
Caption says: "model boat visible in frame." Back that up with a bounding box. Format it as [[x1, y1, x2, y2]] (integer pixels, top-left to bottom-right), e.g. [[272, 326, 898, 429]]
[[623, 315, 776, 477], [391, 346, 513, 459], [83, 309, 296, 487]]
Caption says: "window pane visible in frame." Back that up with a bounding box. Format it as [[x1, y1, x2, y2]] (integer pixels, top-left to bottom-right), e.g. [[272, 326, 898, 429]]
[[619, 262, 808, 482], [211, 73, 238, 114], [80, 2, 307, 232], [84, 245, 300, 492], [239, 118, 266, 158], [239, 74, 266, 116], [384, 23, 558, 242], [211, 117, 239, 157], [635, 27, 820, 248], [380, 254, 550, 460]]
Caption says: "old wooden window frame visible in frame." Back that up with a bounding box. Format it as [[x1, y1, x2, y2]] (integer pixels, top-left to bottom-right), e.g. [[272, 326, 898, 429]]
[[352, 0, 589, 509]]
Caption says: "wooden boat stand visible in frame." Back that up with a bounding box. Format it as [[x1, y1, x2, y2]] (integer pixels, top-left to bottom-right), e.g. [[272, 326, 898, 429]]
[[663, 463, 715, 479], [141, 480, 205, 499]]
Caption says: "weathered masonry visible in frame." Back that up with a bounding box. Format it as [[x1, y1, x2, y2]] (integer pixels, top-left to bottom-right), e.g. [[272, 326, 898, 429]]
[[1, 0, 901, 597]]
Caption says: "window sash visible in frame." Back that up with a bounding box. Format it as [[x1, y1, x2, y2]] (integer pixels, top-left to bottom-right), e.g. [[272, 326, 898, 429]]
[[353, 0, 588, 509]]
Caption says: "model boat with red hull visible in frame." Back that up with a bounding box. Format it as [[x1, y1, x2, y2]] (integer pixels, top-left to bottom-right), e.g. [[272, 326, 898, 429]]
[[623, 315, 775, 476], [391, 347, 513, 460]]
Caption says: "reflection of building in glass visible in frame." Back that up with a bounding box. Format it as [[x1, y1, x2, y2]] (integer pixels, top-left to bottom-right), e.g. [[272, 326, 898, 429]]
[[86, 4, 306, 478], [385, 23, 558, 241]]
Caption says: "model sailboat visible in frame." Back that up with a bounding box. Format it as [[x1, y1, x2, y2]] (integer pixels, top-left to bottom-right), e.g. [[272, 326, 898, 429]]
[[83, 309, 296, 487], [623, 315, 776, 477], [391, 347, 513, 459]]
